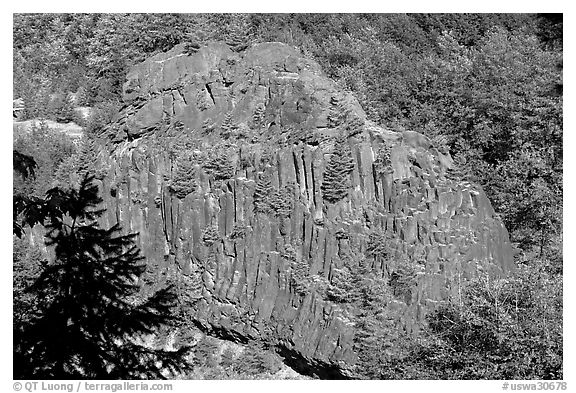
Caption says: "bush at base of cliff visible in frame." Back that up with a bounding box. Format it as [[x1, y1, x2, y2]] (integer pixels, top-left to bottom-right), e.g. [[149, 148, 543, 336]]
[[232, 345, 283, 376], [363, 254, 563, 380]]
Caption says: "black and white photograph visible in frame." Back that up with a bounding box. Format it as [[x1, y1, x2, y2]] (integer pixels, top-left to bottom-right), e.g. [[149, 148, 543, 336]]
[[11, 11, 564, 386]]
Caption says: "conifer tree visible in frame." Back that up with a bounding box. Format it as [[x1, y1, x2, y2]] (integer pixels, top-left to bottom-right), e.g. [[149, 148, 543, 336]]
[[14, 175, 190, 379], [252, 103, 266, 129], [204, 152, 235, 181], [196, 90, 210, 111], [202, 118, 215, 134], [253, 174, 272, 214], [169, 154, 197, 199], [220, 112, 237, 139], [327, 266, 354, 303], [223, 14, 255, 52], [327, 96, 345, 128], [374, 145, 393, 177], [321, 137, 355, 203], [291, 258, 311, 296], [269, 187, 292, 218], [202, 225, 221, 246]]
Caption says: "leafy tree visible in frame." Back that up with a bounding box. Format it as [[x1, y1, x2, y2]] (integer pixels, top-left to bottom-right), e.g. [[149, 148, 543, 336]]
[[14, 176, 190, 379], [14, 122, 77, 198], [84, 100, 120, 136]]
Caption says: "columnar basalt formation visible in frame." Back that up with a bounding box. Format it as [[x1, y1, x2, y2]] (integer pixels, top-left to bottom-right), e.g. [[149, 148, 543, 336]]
[[95, 42, 515, 377]]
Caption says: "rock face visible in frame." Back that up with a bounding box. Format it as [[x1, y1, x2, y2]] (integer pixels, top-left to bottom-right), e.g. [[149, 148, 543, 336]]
[[95, 42, 516, 378]]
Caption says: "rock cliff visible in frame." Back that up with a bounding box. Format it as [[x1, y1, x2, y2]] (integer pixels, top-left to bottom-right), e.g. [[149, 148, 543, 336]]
[[94, 42, 516, 378]]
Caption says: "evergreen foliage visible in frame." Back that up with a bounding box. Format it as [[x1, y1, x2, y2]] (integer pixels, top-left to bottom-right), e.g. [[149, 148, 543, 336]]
[[269, 187, 293, 218], [232, 345, 282, 375], [14, 175, 191, 379], [229, 221, 247, 240], [13, 13, 563, 379], [326, 267, 355, 303], [327, 96, 344, 128], [169, 154, 197, 199], [375, 259, 563, 380], [290, 257, 311, 296], [196, 90, 210, 111], [202, 225, 221, 247], [253, 174, 273, 214], [201, 118, 216, 134], [220, 112, 237, 139], [251, 103, 266, 129], [48, 93, 76, 123], [321, 137, 355, 203], [203, 152, 235, 182], [14, 122, 77, 197], [373, 145, 393, 177], [221, 14, 255, 52]]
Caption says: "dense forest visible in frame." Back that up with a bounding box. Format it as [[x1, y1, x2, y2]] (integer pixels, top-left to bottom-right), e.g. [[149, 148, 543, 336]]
[[13, 13, 562, 379]]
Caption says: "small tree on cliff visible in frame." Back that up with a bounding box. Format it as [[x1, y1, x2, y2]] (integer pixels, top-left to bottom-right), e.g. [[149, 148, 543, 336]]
[[321, 136, 355, 204], [169, 153, 197, 199], [253, 173, 273, 214], [14, 175, 190, 379]]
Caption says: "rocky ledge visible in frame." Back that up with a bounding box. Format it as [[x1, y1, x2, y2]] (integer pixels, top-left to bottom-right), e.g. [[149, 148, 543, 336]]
[[92, 41, 515, 378]]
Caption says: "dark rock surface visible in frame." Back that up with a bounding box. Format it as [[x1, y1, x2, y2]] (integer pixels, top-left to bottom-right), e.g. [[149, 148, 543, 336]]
[[94, 42, 516, 377]]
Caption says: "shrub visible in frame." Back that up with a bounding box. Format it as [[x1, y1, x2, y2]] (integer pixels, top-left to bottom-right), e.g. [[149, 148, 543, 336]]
[[202, 225, 221, 246], [229, 222, 247, 240], [192, 336, 219, 368], [388, 262, 417, 305], [373, 145, 393, 177], [290, 258, 311, 296], [202, 118, 216, 134], [327, 266, 354, 303], [233, 345, 282, 376], [83, 101, 120, 137]]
